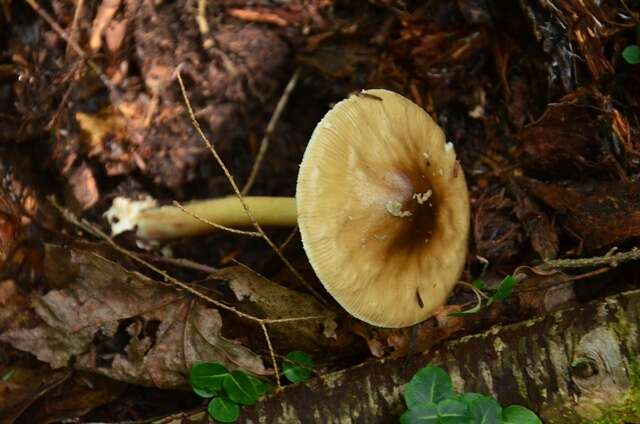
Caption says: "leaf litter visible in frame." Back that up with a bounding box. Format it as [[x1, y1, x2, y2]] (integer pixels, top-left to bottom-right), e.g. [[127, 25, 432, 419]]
[[3, 0, 640, 421], [1, 244, 267, 388]]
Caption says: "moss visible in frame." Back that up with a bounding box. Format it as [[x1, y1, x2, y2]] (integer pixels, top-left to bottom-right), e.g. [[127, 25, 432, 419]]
[[589, 361, 640, 424], [608, 305, 632, 345]]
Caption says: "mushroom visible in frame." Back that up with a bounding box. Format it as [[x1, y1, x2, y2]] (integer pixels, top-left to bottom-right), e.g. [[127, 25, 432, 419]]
[[106, 89, 470, 327]]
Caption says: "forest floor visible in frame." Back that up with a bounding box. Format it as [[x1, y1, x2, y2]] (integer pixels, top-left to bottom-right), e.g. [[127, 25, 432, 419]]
[[1, 0, 640, 422]]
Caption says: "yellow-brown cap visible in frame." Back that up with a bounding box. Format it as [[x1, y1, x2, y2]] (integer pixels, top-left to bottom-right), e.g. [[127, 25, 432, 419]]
[[296, 89, 470, 328]]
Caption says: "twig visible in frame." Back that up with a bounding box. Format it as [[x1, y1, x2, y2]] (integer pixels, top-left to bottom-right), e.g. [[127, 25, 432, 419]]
[[242, 67, 301, 195], [65, 0, 84, 59], [24, 0, 119, 97], [172, 200, 261, 237], [261, 323, 280, 388], [176, 71, 328, 307], [542, 247, 640, 269], [137, 253, 219, 274], [196, 0, 214, 49], [279, 226, 299, 251]]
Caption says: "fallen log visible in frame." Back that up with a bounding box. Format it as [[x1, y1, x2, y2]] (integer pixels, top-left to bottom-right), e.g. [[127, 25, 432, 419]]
[[172, 288, 640, 423], [229, 290, 640, 423]]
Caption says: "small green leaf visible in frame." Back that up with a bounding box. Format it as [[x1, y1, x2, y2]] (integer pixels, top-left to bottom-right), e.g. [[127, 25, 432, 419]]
[[469, 396, 502, 424], [223, 370, 259, 405], [622, 45, 640, 65], [502, 405, 542, 424], [208, 396, 240, 423], [472, 279, 487, 290], [190, 362, 229, 393], [438, 398, 472, 424], [249, 375, 272, 397], [193, 385, 217, 398], [449, 301, 483, 317], [404, 365, 454, 408], [1, 369, 15, 382], [400, 402, 439, 424], [493, 275, 517, 301], [282, 351, 314, 383], [457, 392, 485, 404]]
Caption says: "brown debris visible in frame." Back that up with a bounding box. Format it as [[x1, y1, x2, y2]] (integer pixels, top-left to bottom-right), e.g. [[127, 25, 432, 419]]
[[0, 364, 69, 423], [473, 188, 525, 263], [542, 0, 616, 81], [89, 0, 122, 52], [520, 177, 640, 251], [519, 101, 603, 178], [509, 180, 559, 260], [67, 163, 99, 211], [227, 8, 289, 27]]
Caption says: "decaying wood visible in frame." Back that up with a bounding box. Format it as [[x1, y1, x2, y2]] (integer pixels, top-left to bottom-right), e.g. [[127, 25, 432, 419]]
[[170, 289, 640, 423]]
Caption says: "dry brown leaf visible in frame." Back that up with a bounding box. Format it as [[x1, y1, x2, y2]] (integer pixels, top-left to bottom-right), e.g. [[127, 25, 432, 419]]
[[0, 245, 266, 389], [212, 265, 339, 353], [0, 279, 34, 332], [19, 373, 126, 424], [0, 364, 68, 423]]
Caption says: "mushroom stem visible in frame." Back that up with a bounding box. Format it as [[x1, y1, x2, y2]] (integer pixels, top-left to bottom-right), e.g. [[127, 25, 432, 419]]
[[119, 196, 297, 241]]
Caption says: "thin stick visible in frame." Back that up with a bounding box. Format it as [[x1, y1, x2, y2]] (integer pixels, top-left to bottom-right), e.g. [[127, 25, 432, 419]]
[[261, 323, 280, 388], [542, 247, 640, 269], [176, 72, 328, 307], [65, 0, 84, 59], [137, 253, 219, 274], [172, 200, 261, 237], [279, 226, 299, 251], [52, 198, 258, 321], [242, 67, 301, 195]]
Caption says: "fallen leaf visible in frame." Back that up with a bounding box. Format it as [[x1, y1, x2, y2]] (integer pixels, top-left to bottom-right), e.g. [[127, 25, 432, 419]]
[[0, 279, 34, 332], [0, 363, 69, 423], [0, 245, 266, 389], [519, 177, 640, 251], [212, 265, 339, 353], [19, 373, 126, 424]]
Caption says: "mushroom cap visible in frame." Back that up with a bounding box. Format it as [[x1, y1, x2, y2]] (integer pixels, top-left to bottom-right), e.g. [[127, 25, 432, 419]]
[[296, 89, 470, 328]]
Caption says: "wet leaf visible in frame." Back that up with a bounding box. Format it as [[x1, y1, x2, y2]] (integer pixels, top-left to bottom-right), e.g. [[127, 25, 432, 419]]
[[438, 398, 472, 424], [0, 245, 266, 389], [190, 362, 228, 396], [223, 370, 259, 406], [502, 405, 542, 424], [448, 301, 483, 317], [622, 45, 640, 65], [282, 351, 314, 383], [400, 402, 438, 424], [469, 396, 501, 424], [208, 396, 240, 423], [493, 275, 517, 301], [249, 375, 272, 397], [404, 366, 453, 408]]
